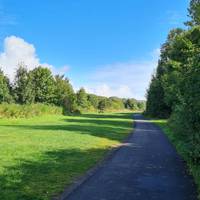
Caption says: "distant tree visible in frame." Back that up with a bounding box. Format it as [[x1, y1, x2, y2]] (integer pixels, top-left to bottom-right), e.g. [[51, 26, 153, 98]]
[[30, 66, 55, 103], [63, 93, 78, 114], [87, 94, 99, 109], [109, 97, 125, 110], [0, 69, 12, 103], [98, 98, 112, 112], [14, 65, 34, 104], [54, 75, 74, 106], [76, 88, 89, 109], [136, 101, 146, 111], [125, 98, 138, 110], [98, 99, 107, 113]]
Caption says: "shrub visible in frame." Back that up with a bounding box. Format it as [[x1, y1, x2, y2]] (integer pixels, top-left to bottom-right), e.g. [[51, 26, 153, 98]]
[[0, 103, 62, 118]]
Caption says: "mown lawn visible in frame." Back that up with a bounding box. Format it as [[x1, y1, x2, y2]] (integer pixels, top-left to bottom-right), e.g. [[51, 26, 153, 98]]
[[0, 112, 133, 200], [151, 119, 200, 199]]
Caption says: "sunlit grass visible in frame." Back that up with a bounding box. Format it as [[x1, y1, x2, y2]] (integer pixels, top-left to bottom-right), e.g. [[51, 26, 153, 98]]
[[0, 112, 133, 200]]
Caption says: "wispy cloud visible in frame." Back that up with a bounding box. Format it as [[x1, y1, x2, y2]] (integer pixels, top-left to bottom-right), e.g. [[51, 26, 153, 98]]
[[84, 49, 160, 100], [0, 6, 17, 26]]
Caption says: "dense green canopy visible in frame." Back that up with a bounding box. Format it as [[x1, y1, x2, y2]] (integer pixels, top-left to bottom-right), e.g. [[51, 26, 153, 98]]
[[0, 66, 145, 114], [146, 0, 200, 164]]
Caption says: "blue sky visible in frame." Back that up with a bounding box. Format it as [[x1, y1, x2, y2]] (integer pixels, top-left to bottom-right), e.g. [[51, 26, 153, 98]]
[[0, 0, 189, 99]]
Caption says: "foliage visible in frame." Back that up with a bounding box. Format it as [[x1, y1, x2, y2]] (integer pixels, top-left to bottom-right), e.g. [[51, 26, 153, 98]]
[[187, 0, 200, 26], [54, 75, 74, 106], [0, 62, 144, 116], [30, 66, 55, 104], [87, 94, 99, 109], [0, 112, 133, 200], [14, 65, 35, 104], [76, 88, 89, 110], [125, 98, 138, 110], [145, 75, 171, 118], [0, 69, 12, 103], [63, 93, 79, 114], [109, 97, 125, 110], [98, 98, 110, 113], [0, 103, 62, 118], [136, 100, 146, 110], [146, 1, 200, 173]]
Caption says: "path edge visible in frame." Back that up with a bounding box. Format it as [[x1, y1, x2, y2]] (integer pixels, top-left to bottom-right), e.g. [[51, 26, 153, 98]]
[[52, 116, 136, 200]]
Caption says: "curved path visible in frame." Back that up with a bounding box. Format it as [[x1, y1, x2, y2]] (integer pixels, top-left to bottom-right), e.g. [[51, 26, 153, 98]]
[[63, 114, 197, 200]]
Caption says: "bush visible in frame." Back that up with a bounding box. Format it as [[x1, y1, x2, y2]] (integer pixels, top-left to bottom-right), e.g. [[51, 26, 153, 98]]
[[0, 103, 62, 118]]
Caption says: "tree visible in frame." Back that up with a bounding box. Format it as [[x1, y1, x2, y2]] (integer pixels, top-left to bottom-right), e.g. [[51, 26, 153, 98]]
[[145, 19, 200, 164], [109, 97, 125, 110], [76, 88, 89, 109], [125, 98, 138, 110], [145, 28, 185, 118], [98, 99, 107, 113], [136, 101, 146, 111], [14, 65, 34, 104], [54, 75, 74, 106], [30, 66, 55, 104], [146, 75, 170, 118], [187, 0, 200, 26], [87, 94, 99, 109], [0, 69, 12, 103], [63, 93, 78, 114]]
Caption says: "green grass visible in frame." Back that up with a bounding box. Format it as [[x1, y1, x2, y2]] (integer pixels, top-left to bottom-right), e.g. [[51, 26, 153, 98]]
[[0, 112, 133, 200], [150, 119, 200, 199]]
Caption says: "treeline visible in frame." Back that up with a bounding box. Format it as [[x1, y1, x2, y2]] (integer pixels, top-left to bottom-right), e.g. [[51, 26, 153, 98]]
[[0, 65, 145, 116], [146, 0, 200, 165]]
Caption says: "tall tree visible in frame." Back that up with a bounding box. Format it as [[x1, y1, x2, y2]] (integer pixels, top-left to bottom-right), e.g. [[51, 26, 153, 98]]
[[146, 75, 170, 118], [0, 69, 12, 103], [76, 88, 89, 109], [125, 98, 138, 110], [54, 75, 74, 106], [14, 65, 34, 104], [30, 66, 55, 104], [98, 98, 109, 113], [187, 0, 200, 26], [87, 94, 99, 109]]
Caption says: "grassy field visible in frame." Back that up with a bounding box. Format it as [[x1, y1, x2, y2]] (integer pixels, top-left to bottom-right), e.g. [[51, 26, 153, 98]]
[[0, 112, 133, 200], [151, 119, 200, 199]]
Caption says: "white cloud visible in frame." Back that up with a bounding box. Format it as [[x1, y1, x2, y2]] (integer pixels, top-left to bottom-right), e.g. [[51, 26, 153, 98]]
[[52, 65, 70, 76], [84, 49, 160, 100], [0, 36, 159, 100], [0, 36, 69, 80], [86, 84, 134, 98]]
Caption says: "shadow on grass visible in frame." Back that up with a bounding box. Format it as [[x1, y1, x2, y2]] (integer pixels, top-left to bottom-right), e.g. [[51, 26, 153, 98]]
[[0, 124, 131, 142], [63, 118, 132, 127], [0, 113, 133, 142], [0, 148, 108, 200], [80, 112, 133, 120], [0, 113, 134, 200]]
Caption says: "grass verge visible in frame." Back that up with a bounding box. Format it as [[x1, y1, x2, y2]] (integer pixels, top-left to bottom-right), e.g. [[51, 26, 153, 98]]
[[0, 112, 133, 200], [150, 119, 200, 199]]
